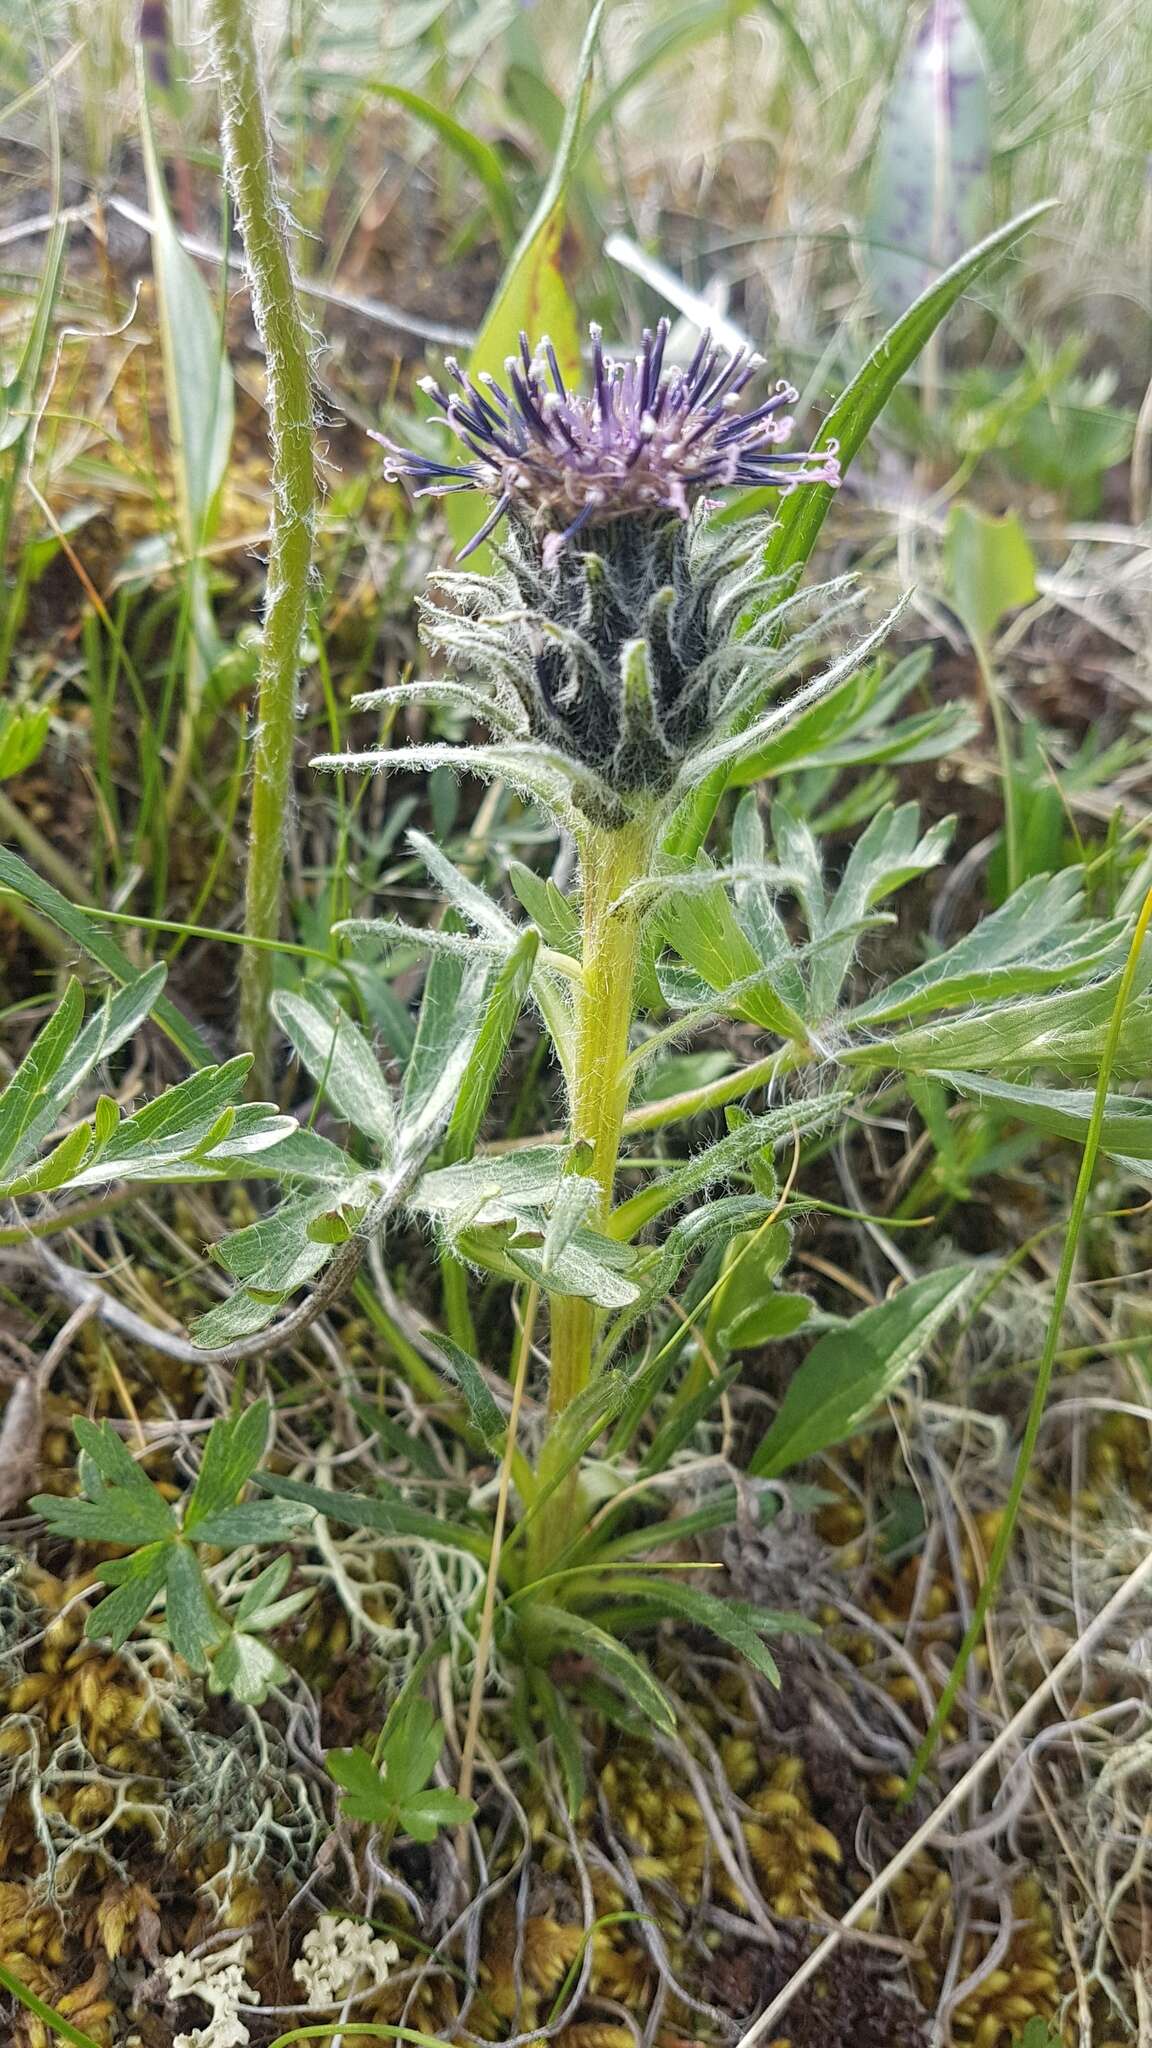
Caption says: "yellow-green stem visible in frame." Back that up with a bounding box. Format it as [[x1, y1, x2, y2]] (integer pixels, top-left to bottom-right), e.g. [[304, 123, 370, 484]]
[[206, 0, 316, 1096], [548, 817, 653, 1416]]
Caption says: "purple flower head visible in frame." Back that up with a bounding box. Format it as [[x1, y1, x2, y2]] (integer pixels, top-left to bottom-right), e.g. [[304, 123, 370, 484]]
[[379, 320, 840, 560]]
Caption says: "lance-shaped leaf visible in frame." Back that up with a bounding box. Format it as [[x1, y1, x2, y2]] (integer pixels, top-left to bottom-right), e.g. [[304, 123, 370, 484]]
[[864, 0, 992, 320], [441, 929, 541, 1163], [850, 872, 1123, 1027], [400, 951, 496, 1157], [809, 803, 953, 1017], [929, 1071, 1152, 1178], [674, 602, 910, 795], [750, 1266, 974, 1477], [0, 978, 85, 1177], [610, 1095, 847, 1242], [658, 872, 810, 1040], [273, 986, 397, 1157], [846, 972, 1152, 1080], [425, 1333, 506, 1451], [1, 965, 168, 1176]]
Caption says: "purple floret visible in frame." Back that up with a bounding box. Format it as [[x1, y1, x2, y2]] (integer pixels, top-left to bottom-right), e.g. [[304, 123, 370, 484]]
[[378, 319, 840, 559]]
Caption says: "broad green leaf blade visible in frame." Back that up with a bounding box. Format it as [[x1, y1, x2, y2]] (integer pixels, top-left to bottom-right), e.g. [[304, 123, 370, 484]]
[[750, 1266, 973, 1477], [0, 847, 213, 1067], [207, 1630, 288, 1705], [72, 1416, 161, 1497], [29, 1489, 175, 1546], [863, 0, 992, 319], [762, 201, 1055, 588], [88, 1549, 171, 1649], [326, 1745, 392, 1824], [273, 986, 397, 1157], [444, 0, 605, 560], [658, 875, 809, 1039], [395, 1788, 476, 1841], [943, 501, 1038, 648]]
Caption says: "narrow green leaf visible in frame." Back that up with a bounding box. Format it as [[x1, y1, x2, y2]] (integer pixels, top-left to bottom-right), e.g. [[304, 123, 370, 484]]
[[0, 978, 84, 1174], [527, 1604, 677, 1734], [401, 952, 499, 1155], [360, 82, 517, 244], [258, 1473, 491, 1561], [0, 851, 213, 1067], [189, 1500, 312, 1547], [507, 862, 580, 955], [590, 1575, 816, 1686], [762, 202, 1055, 586], [425, 1332, 506, 1451], [139, 71, 233, 564], [442, 929, 539, 1164]]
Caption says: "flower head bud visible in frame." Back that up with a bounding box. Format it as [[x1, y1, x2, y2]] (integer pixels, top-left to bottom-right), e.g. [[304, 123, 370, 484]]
[[374, 323, 843, 816]]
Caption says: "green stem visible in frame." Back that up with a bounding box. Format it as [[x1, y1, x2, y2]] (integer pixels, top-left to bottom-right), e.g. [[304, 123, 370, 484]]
[[548, 817, 653, 1416], [206, 0, 316, 1096]]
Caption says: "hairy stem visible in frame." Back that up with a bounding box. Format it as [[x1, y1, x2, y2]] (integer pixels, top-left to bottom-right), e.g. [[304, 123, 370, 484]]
[[548, 817, 653, 1416], [206, 0, 316, 1094]]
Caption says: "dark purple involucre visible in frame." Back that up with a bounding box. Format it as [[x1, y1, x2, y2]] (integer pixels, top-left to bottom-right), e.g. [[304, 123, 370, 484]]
[[380, 320, 840, 559]]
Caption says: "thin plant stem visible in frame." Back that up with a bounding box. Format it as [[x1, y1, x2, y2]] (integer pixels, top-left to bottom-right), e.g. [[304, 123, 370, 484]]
[[905, 877, 1152, 1795], [205, 0, 316, 1095], [457, 1284, 539, 1807], [973, 637, 1022, 898]]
